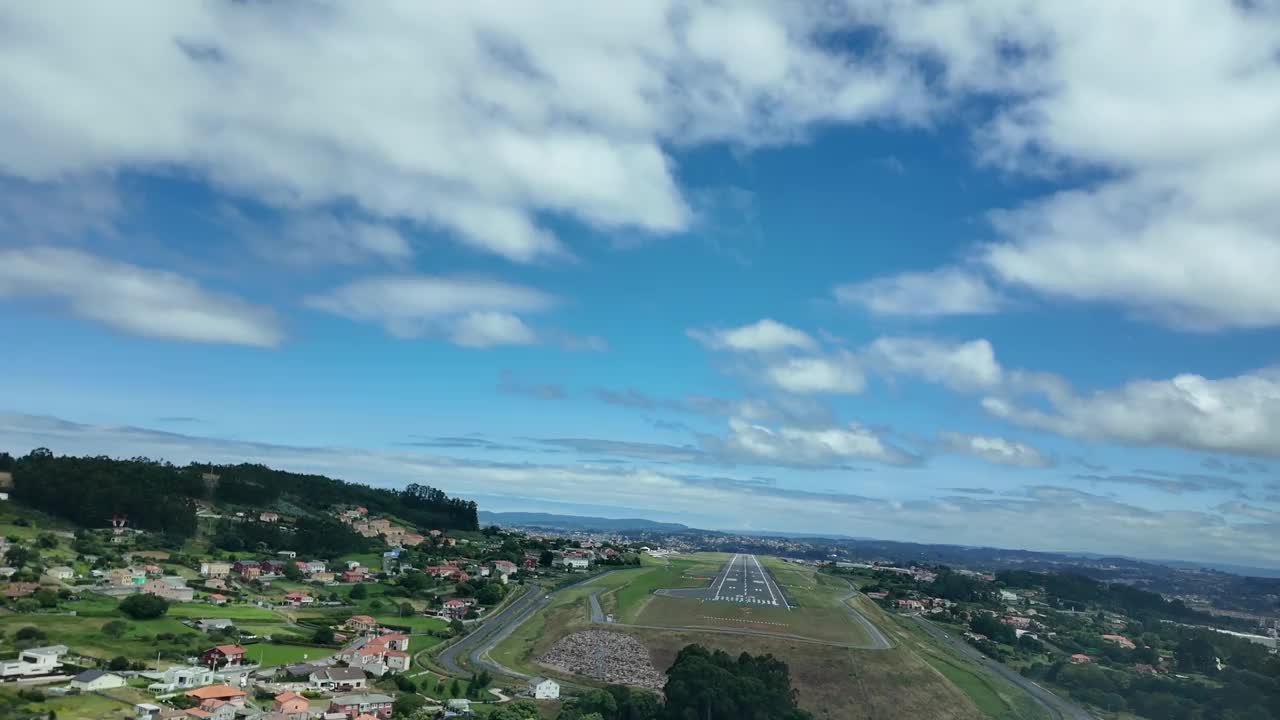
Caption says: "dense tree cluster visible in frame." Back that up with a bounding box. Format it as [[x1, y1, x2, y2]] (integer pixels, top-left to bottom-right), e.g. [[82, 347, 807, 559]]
[[11, 450, 200, 536], [1001, 570, 1220, 624], [5, 449, 479, 539]]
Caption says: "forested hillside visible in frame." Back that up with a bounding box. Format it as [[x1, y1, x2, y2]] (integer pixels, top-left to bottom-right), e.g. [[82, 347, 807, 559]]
[[5, 447, 478, 537]]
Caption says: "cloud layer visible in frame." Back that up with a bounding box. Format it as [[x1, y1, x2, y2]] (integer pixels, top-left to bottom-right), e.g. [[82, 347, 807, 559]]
[[0, 247, 281, 347]]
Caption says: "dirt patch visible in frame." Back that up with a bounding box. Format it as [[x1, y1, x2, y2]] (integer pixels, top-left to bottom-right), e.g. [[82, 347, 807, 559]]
[[541, 629, 665, 690]]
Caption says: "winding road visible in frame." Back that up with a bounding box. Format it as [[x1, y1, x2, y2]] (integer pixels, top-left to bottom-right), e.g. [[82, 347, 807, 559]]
[[906, 615, 1094, 720]]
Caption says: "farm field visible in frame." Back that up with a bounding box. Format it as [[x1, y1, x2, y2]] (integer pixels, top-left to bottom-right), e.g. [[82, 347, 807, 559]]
[[0, 686, 153, 720], [0, 613, 203, 662], [166, 602, 282, 621]]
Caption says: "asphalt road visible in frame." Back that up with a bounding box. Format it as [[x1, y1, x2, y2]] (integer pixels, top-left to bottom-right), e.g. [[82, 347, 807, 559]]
[[436, 571, 622, 679], [906, 615, 1095, 720]]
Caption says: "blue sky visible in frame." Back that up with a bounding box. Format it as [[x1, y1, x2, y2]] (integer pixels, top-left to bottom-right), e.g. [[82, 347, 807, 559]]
[[2, 2, 1280, 567]]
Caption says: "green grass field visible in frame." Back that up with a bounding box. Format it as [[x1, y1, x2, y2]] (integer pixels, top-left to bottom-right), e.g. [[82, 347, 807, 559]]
[[241, 642, 335, 666], [0, 686, 152, 720], [167, 602, 282, 621]]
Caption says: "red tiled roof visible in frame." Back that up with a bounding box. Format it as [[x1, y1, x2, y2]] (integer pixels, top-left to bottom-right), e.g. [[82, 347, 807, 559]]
[[209, 644, 246, 655], [185, 684, 247, 700]]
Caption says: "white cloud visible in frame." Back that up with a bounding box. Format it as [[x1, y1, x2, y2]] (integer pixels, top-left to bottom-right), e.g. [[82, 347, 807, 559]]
[[688, 318, 816, 353], [722, 417, 916, 467], [306, 274, 555, 346], [834, 267, 1004, 317], [449, 311, 537, 348], [0, 2, 931, 263], [763, 353, 864, 395], [0, 246, 281, 347], [984, 367, 1280, 458], [939, 431, 1052, 468], [866, 337, 1003, 391], [858, 0, 1280, 331]]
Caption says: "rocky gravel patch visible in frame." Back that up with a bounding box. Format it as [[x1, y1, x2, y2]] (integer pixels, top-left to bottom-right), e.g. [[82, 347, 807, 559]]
[[541, 629, 664, 690]]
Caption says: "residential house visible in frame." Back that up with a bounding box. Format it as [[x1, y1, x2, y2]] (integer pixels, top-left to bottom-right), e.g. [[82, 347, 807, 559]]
[[530, 677, 560, 699], [205, 577, 227, 591], [273, 691, 309, 720], [347, 615, 379, 634], [70, 669, 126, 691], [303, 561, 328, 575], [3, 582, 40, 599], [193, 698, 237, 720], [110, 567, 147, 587], [443, 599, 470, 619], [340, 634, 412, 676], [0, 645, 68, 677], [142, 578, 195, 602], [260, 560, 287, 575], [1001, 616, 1032, 629], [310, 572, 336, 583], [492, 560, 517, 577], [143, 564, 164, 578], [367, 519, 391, 533], [446, 699, 471, 714], [1070, 654, 1092, 664], [556, 556, 589, 571], [399, 534, 425, 547], [342, 570, 366, 584], [330, 693, 394, 719], [309, 667, 368, 691], [45, 566, 74, 581], [184, 685, 247, 707], [1102, 634, 1137, 650], [207, 593, 228, 605], [283, 592, 313, 606], [260, 512, 280, 523], [381, 550, 401, 573], [145, 665, 214, 692], [200, 644, 247, 669], [200, 562, 232, 578]]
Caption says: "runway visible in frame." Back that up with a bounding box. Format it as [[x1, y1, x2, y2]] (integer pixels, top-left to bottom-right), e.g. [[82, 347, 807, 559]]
[[708, 553, 791, 608]]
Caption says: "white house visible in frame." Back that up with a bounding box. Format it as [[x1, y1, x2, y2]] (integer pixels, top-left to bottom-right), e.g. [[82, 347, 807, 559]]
[[144, 665, 214, 692], [556, 556, 590, 571], [530, 677, 560, 700], [1, 645, 69, 677], [200, 561, 232, 578], [45, 566, 74, 581], [70, 669, 127, 691]]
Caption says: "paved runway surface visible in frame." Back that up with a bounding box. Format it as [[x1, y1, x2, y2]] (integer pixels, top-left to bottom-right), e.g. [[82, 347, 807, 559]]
[[661, 553, 790, 608]]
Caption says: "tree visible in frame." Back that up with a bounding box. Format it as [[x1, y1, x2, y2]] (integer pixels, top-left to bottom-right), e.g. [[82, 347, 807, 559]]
[[311, 626, 335, 645], [15, 626, 46, 642], [393, 693, 424, 717], [449, 619, 465, 635], [490, 701, 542, 720], [349, 583, 369, 600], [661, 645, 813, 720], [283, 562, 304, 582], [34, 588, 59, 608], [107, 655, 131, 671], [1176, 635, 1218, 673], [399, 601, 415, 617], [119, 593, 169, 620], [477, 583, 506, 605], [101, 620, 129, 639], [448, 678, 461, 698], [35, 533, 59, 549], [4, 545, 33, 568], [394, 674, 417, 693], [539, 550, 555, 567]]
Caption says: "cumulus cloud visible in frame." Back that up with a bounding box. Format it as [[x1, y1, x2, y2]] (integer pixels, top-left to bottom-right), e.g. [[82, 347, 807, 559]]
[[718, 416, 918, 467], [0, 246, 281, 347], [305, 274, 558, 348], [4, 412, 1279, 567], [762, 353, 865, 395], [939, 432, 1053, 468], [854, 1, 1280, 331], [984, 366, 1280, 458], [866, 337, 1003, 391], [0, 3, 932, 263], [687, 318, 817, 353], [243, 212, 412, 266], [834, 267, 1004, 318]]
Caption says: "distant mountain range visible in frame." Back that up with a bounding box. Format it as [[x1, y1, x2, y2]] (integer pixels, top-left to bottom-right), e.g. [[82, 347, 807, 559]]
[[478, 510, 691, 533]]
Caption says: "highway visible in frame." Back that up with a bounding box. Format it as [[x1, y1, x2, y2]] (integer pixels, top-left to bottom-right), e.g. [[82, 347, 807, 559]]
[[906, 615, 1095, 720]]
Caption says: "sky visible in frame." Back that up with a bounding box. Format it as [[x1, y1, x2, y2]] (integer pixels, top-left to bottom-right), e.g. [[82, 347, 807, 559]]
[[2, 1, 1280, 568]]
